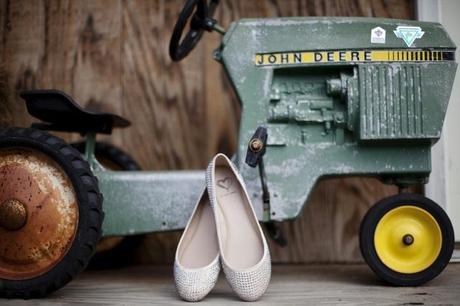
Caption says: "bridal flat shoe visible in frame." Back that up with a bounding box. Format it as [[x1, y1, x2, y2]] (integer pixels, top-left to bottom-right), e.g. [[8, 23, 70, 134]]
[[206, 153, 271, 301], [174, 190, 220, 302]]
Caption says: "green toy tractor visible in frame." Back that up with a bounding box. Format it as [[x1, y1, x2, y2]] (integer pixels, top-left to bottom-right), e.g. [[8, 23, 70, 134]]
[[0, 0, 457, 298]]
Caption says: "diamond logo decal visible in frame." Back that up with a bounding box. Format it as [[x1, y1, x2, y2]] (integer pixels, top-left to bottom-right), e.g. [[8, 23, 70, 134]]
[[393, 26, 424, 47]]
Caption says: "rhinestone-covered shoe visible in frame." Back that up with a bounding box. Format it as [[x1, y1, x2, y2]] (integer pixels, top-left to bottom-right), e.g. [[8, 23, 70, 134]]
[[174, 190, 220, 302], [206, 153, 271, 301]]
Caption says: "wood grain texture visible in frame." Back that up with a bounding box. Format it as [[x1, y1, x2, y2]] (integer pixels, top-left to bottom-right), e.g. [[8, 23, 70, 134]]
[[0, 0, 415, 264], [4, 264, 460, 305]]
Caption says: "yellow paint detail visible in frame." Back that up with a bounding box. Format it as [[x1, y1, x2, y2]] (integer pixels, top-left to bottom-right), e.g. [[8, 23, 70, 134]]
[[374, 205, 442, 274], [254, 50, 446, 66]]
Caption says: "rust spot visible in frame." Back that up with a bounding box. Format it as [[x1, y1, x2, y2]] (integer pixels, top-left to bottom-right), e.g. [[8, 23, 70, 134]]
[[0, 149, 79, 280]]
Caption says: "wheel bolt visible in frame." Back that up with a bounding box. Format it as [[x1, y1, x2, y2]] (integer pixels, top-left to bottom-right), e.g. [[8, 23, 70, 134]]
[[249, 138, 263, 152], [402, 234, 414, 246], [0, 199, 27, 231]]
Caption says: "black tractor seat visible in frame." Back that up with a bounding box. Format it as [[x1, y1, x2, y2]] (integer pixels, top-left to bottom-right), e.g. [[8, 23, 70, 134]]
[[20, 89, 130, 134]]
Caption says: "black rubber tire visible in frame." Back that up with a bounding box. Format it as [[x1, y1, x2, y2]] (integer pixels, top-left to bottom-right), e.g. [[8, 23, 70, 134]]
[[71, 141, 141, 171], [0, 127, 103, 298], [72, 141, 142, 269], [360, 193, 454, 286]]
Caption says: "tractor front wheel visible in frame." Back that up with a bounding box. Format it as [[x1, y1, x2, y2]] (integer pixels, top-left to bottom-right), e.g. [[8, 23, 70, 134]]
[[360, 193, 454, 286]]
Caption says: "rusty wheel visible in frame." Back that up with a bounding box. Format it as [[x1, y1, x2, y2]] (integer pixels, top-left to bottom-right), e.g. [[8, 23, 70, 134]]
[[0, 128, 103, 298]]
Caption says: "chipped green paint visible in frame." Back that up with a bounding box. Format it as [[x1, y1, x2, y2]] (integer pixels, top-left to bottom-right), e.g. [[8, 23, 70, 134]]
[[220, 17, 457, 221], [98, 17, 457, 236], [98, 170, 204, 236]]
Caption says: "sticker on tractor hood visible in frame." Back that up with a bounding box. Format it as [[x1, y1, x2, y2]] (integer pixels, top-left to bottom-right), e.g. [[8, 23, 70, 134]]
[[371, 27, 386, 44], [393, 26, 424, 47], [254, 49, 454, 66]]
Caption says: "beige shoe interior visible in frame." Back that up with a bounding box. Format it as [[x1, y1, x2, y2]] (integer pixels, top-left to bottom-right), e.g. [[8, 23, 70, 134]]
[[178, 192, 219, 269], [214, 159, 264, 270]]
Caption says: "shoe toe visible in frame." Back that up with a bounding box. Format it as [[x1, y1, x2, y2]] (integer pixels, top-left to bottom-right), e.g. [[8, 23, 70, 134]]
[[174, 258, 220, 302], [223, 252, 271, 302]]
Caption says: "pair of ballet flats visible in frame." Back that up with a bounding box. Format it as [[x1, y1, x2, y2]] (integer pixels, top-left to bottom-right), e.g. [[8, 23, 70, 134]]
[[174, 153, 271, 302]]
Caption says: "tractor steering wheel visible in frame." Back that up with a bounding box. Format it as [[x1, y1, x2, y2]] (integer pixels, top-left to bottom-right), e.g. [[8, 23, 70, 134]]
[[169, 0, 219, 62]]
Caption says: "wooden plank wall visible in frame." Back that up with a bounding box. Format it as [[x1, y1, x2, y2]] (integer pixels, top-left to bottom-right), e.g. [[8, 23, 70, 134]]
[[0, 0, 415, 264]]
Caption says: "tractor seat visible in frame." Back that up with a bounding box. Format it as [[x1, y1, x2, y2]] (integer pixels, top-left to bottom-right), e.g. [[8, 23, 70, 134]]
[[20, 89, 130, 134]]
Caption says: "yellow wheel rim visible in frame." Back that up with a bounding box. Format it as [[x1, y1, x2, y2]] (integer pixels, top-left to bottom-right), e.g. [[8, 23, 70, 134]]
[[374, 205, 442, 274]]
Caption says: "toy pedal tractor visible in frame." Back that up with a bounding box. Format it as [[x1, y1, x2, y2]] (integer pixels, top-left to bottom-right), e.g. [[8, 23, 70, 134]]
[[0, 0, 457, 298]]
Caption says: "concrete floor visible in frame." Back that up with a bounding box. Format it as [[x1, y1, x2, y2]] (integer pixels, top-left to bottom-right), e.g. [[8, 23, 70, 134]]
[[1, 264, 460, 305]]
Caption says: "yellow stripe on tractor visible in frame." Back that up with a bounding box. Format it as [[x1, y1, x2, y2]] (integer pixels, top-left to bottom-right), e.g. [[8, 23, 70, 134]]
[[254, 49, 452, 66]]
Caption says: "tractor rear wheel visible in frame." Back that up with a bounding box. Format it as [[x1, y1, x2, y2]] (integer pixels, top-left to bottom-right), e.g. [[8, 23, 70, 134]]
[[0, 128, 103, 298], [72, 141, 143, 268], [71, 141, 141, 171], [360, 193, 454, 286]]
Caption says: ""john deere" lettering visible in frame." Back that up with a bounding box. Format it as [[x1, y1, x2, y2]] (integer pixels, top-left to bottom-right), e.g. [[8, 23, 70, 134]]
[[254, 49, 451, 66]]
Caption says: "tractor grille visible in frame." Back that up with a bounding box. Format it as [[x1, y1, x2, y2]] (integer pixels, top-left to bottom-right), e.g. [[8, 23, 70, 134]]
[[359, 64, 424, 140]]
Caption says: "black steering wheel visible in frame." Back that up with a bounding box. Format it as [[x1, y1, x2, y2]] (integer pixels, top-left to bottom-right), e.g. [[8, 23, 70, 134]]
[[169, 0, 220, 62]]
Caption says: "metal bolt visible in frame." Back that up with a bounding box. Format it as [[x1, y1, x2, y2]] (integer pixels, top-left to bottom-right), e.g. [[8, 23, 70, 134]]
[[249, 138, 263, 152], [0, 199, 28, 231], [402, 234, 414, 246]]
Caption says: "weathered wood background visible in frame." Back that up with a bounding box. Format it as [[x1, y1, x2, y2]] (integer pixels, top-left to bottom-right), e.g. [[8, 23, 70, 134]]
[[0, 0, 415, 264]]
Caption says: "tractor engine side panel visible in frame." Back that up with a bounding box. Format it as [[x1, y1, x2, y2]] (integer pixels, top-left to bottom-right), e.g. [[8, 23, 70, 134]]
[[357, 63, 456, 142], [220, 17, 457, 221]]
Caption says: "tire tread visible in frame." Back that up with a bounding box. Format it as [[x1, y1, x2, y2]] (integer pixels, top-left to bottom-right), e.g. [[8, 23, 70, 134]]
[[0, 128, 103, 298]]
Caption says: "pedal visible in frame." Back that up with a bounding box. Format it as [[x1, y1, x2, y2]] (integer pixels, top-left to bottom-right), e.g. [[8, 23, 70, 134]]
[[245, 126, 267, 168]]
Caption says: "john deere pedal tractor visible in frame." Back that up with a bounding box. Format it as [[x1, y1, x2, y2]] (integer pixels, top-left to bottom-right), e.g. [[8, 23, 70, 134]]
[[0, 0, 457, 298]]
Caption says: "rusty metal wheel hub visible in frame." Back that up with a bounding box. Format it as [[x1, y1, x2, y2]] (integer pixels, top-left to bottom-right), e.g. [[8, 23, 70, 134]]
[[0, 149, 79, 280], [0, 198, 28, 231]]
